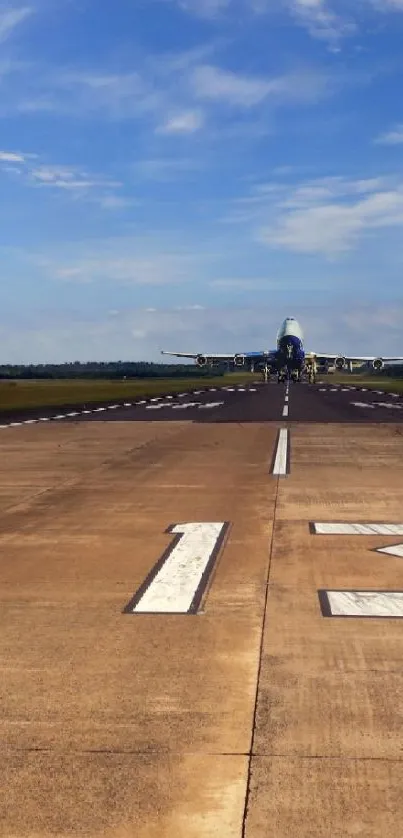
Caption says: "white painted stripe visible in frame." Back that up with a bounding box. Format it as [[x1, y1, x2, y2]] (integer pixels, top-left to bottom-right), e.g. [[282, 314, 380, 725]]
[[351, 402, 375, 409], [172, 402, 198, 409], [194, 390, 202, 395], [82, 410, 92, 414], [209, 388, 217, 392], [137, 400, 146, 405], [314, 523, 403, 535], [107, 405, 119, 409], [319, 388, 326, 392], [325, 590, 403, 617], [131, 522, 226, 614], [272, 429, 288, 476], [10, 422, 22, 427], [198, 401, 224, 409], [250, 388, 257, 392], [0, 425, 9, 429], [53, 414, 67, 419], [123, 402, 132, 407], [376, 543, 403, 558], [66, 412, 79, 417], [391, 393, 399, 398], [282, 405, 289, 418], [285, 395, 289, 402], [150, 398, 161, 402], [94, 407, 106, 412], [378, 402, 403, 410], [166, 396, 173, 400], [24, 419, 37, 424], [146, 404, 164, 410]]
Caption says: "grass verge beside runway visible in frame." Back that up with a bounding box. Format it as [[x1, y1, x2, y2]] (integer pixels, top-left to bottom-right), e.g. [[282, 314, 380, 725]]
[[0, 373, 254, 414], [324, 374, 403, 393]]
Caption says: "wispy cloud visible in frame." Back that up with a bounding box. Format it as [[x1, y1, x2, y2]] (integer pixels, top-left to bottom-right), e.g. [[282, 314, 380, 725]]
[[170, 0, 230, 18], [157, 109, 205, 133], [0, 149, 31, 163], [285, 0, 356, 45], [257, 175, 403, 255], [0, 6, 32, 42], [0, 152, 124, 205], [191, 64, 328, 107], [375, 124, 403, 144]]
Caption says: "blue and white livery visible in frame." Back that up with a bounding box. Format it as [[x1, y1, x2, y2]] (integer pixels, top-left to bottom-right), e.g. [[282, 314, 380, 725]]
[[161, 316, 403, 381]]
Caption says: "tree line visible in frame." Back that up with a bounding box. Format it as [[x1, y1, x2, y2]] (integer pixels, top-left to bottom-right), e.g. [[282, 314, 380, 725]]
[[0, 361, 227, 380]]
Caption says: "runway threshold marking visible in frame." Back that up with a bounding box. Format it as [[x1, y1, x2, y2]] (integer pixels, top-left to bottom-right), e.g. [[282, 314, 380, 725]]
[[318, 590, 403, 618], [271, 428, 290, 477], [124, 522, 229, 615]]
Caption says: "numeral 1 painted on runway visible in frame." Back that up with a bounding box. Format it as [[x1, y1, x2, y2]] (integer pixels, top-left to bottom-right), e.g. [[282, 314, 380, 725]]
[[124, 522, 229, 615], [313, 522, 403, 617]]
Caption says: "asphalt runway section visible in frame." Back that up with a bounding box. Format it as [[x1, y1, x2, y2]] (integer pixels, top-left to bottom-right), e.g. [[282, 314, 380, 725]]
[[2, 380, 403, 427]]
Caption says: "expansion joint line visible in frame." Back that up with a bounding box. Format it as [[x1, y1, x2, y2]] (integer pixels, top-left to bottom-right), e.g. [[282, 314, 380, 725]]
[[241, 473, 280, 836]]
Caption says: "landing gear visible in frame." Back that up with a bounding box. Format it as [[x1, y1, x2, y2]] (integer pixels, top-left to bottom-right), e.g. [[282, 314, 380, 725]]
[[261, 363, 270, 383]]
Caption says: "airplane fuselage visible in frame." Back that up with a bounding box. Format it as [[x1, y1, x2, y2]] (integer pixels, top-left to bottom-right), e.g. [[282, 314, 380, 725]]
[[276, 318, 305, 374]]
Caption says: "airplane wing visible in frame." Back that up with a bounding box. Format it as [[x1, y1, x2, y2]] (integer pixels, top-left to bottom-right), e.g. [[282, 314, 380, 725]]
[[161, 350, 236, 361], [308, 351, 403, 370], [161, 349, 277, 367]]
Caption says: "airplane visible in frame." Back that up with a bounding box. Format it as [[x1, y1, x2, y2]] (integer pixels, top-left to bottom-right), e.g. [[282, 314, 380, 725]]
[[161, 317, 403, 383]]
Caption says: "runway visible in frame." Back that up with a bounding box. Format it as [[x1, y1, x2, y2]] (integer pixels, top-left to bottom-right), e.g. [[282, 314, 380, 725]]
[[1, 379, 403, 428], [1, 382, 403, 836]]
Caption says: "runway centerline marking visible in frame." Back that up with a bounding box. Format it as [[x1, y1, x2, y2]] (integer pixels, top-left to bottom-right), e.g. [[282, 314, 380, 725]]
[[124, 522, 229, 615], [318, 590, 403, 618], [282, 405, 289, 418], [271, 428, 290, 477]]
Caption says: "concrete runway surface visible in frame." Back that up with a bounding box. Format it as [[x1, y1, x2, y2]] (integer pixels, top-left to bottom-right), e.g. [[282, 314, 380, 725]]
[[2, 380, 403, 837]]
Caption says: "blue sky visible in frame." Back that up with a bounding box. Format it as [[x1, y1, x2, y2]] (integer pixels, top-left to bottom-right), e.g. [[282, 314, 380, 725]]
[[2, 0, 403, 361]]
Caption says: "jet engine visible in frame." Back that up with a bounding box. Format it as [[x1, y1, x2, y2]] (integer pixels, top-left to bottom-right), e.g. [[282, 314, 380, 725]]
[[196, 354, 208, 368], [372, 357, 384, 371], [234, 354, 246, 367], [335, 356, 347, 370]]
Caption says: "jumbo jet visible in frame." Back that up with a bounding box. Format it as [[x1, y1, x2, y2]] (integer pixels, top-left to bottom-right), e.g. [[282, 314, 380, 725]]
[[161, 317, 403, 382]]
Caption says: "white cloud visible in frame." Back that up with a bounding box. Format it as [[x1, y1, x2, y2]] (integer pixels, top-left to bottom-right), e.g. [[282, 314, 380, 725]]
[[258, 177, 403, 255], [172, 0, 230, 17], [375, 124, 403, 145], [0, 7, 32, 42], [191, 64, 280, 107], [191, 64, 329, 108], [157, 109, 205, 134], [0, 150, 27, 163], [133, 156, 202, 180]]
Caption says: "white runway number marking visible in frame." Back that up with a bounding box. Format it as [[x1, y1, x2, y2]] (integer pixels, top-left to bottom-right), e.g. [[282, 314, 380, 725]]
[[319, 590, 403, 618], [313, 522, 403, 617], [124, 522, 228, 615]]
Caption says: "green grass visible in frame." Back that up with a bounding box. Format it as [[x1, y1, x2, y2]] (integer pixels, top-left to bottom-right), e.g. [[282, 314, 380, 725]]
[[0, 372, 254, 414], [322, 373, 403, 393]]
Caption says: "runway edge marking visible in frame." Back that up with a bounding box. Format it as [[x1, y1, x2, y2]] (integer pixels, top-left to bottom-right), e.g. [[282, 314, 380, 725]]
[[270, 428, 290, 477], [123, 522, 230, 615]]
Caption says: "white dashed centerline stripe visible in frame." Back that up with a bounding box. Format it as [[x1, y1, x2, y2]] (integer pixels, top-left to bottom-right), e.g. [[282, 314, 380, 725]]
[[271, 428, 289, 477], [282, 405, 289, 418]]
